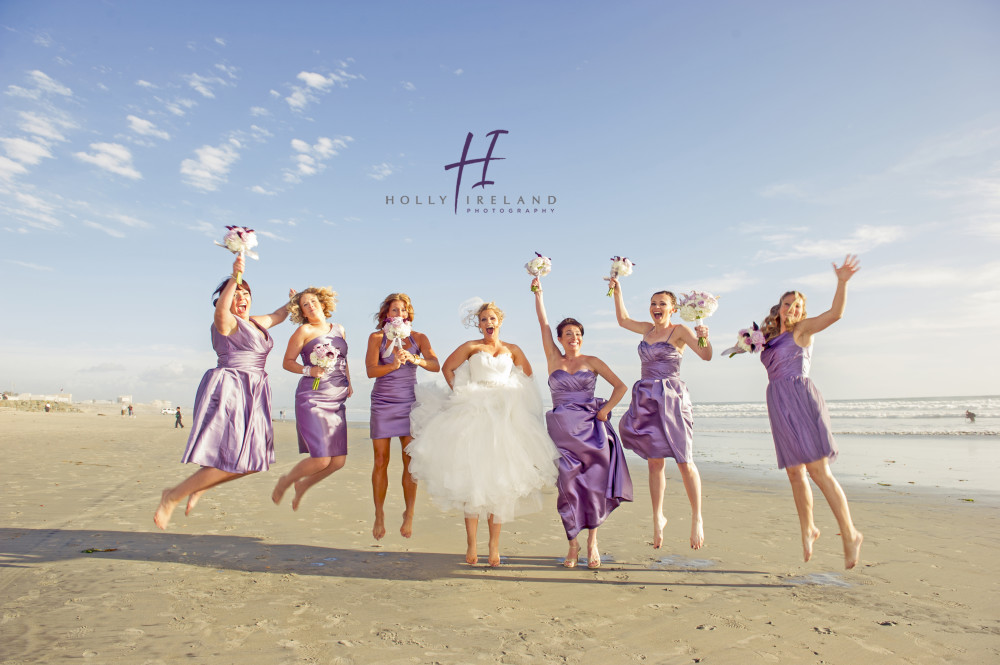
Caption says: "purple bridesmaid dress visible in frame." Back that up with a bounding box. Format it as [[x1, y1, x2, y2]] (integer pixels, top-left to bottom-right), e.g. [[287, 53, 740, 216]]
[[295, 325, 349, 457], [760, 331, 838, 469], [618, 336, 694, 462], [369, 335, 419, 439], [181, 317, 275, 473], [546, 370, 633, 540]]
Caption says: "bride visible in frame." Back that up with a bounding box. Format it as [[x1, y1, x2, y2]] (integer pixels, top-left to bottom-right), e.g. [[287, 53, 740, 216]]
[[407, 300, 558, 567]]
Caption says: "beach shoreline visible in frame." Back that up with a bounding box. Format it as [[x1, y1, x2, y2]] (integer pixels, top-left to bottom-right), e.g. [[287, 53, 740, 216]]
[[1, 410, 998, 663]]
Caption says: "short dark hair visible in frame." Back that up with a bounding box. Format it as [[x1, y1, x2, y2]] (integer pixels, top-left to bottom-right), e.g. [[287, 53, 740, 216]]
[[556, 317, 584, 337], [212, 278, 252, 307]]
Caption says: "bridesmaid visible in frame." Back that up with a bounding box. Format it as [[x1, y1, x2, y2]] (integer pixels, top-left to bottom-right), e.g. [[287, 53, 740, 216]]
[[759, 255, 863, 569], [272, 287, 352, 511], [532, 278, 632, 568], [154, 255, 292, 529], [365, 293, 440, 541], [608, 276, 712, 550]]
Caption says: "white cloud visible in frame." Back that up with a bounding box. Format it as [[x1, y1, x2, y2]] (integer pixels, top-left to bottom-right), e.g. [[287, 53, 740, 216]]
[[402, 81, 416, 91], [454, 69, 464, 76], [368, 162, 393, 181], [111, 213, 151, 229], [890, 126, 1000, 175], [6, 70, 72, 99], [0, 137, 52, 165], [180, 139, 242, 191], [19, 111, 74, 141], [214, 37, 226, 46], [249, 125, 272, 141], [136, 79, 156, 89], [3, 190, 61, 229], [215, 63, 239, 79], [251, 185, 276, 196], [127, 115, 170, 140], [250, 106, 270, 117], [760, 182, 807, 199], [164, 97, 197, 116], [285, 66, 359, 111], [755, 225, 905, 263], [5, 259, 53, 271], [33, 33, 54, 47], [256, 229, 288, 242], [84, 220, 125, 238], [793, 261, 1000, 292], [73, 143, 142, 179], [0, 156, 29, 180], [184, 73, 228, 98], [283, 136, 352, 182]]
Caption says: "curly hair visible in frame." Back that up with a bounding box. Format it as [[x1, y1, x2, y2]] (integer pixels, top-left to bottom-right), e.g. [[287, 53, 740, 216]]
[[556, 317, 584, 337], [288, 286, 338, 324], [373, 293, 415, 330], [761, 290, 806, 341], [463, 301, 505, 328]]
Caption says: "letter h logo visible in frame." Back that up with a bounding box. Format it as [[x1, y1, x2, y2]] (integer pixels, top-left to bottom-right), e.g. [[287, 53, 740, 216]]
[[444, 130, 508, 213]]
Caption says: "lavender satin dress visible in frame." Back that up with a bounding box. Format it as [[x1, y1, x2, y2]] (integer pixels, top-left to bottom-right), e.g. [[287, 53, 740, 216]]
[[369, 335, 419, 439], [181, 317, 275, 473], [547, 370, 633, 540], [761, 332, 838, 469], [618, 338, 694, 462], [295, 325, 349, 457]]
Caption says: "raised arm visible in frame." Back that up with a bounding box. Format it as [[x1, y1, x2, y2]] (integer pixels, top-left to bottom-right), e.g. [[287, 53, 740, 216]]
[[212, 256, 242, 336], [609, 276, 653, 335], [793, 254, 860, 347], [253, 288, 295, 330], [670, 324, 713, 361], [532, 278, 562, 366]]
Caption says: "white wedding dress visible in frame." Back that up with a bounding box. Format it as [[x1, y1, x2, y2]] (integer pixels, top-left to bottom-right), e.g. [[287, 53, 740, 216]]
[[407, 352, 559, 522]]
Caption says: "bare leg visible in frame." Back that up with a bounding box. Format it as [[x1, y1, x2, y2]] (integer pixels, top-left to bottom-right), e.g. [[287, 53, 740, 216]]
[[464, 515, 479, 565], [371, 439, 391, 540], [805, 458, 863, 569], [290, 456, 346, 511], [185, 490, 205, 515], [563, 538, 580, 568], [786, 464, 821, 562], [586, 528, 601, 569], [648, 458, 667, 548], [154, 467, 244, 530], [399, 436, 417, 538], [487, 514, 502, 567], [677, 462, 705, 549]]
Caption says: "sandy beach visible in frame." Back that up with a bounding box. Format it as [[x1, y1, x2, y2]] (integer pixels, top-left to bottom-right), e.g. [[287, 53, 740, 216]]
[[1, 407, 998, 664]]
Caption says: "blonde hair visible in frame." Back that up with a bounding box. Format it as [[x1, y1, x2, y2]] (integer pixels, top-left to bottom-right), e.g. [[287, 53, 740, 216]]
[[463, 301, 505, 328], [288, 286, 338, 324], [374, 293, 415, 330], [762, 290, 806, 340]]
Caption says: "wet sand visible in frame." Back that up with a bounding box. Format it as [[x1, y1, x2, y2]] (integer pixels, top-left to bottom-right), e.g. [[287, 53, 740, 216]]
[[1, 408, 998, 664]]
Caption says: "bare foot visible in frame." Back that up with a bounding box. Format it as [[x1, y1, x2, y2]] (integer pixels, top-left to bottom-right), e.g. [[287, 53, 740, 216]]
[[372, 510, 386, 541], [690, 517, 704, 550], [465, 544, 478, 565], [185, 490, 205, 516], [153, 489, 178, 530], [271, 475, 291, 506], [587, 544, 601, 569], [652, 515, 668, 549], [563, 540, 580, 568], [291, 480, 308, 511], [844, 531, 863, 570], [488, 548, 501, 567], [400, 511, 414, 539], [803, 526, 821, 562]]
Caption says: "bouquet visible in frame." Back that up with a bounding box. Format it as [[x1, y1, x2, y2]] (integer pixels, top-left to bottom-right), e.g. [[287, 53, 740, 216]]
[[607, 256, 634, 296], [215, 226, 259, 284], [382, 316, 412, 358], [308, 342, 340, 389], [677, 291, 719, 347], [525, 252, 552, 292], [722, 322, 767, 358]]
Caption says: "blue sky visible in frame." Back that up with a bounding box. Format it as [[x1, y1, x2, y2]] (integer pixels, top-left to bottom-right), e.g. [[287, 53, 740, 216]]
[[1, 1, 998, 413]]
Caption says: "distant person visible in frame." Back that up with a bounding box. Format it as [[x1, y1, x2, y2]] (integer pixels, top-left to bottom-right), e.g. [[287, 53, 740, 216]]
[[272, 287, 351, 512], [128, 404, 134, 417], [175, 407, 184, 428], [758, 255, 863, 569], [154, 254, 293, 530], [365, 292, 440, 541], [44, 402, 51, 413], [965, 410, 976, 424]]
